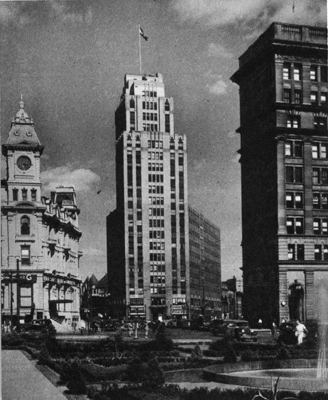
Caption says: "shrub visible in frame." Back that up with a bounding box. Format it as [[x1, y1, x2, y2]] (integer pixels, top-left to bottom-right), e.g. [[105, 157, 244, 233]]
[[59, 361, 72, 384], [67, 361, 87, 394], [80, 363, 127, 382], [241, 349, 259, 362], [277, 344, 291, 360], [223, 342, 238, 363], [37, 344, 51, 365], [190, 344, 203, 360]]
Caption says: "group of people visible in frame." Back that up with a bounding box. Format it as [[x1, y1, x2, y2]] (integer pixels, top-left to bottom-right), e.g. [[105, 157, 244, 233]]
[[257, 318, 309, 345]]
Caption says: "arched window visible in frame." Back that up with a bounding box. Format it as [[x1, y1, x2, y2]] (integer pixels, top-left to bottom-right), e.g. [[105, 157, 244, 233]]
[[21, 216, 30, 235], [130, 98, 135, 108]]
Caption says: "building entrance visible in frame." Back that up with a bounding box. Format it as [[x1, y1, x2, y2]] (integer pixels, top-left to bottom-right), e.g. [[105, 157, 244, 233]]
[[288, 280, 304, 321]]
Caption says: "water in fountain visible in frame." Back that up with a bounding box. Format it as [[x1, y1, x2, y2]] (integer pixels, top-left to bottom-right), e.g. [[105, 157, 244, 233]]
[[316, 283, 328, 380]]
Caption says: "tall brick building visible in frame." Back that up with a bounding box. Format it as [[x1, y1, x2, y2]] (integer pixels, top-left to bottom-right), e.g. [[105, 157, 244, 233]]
[[231, 23, 328, 326], [107, 73, 221, 321]]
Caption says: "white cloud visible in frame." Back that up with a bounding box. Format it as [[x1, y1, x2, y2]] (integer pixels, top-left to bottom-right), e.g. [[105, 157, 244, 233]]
[[208, 43, 233, 59], [50, 2, 93, 25], [207, 77, 228, 96], [41, 165, 100, 193], [172, 0, 326, 28]]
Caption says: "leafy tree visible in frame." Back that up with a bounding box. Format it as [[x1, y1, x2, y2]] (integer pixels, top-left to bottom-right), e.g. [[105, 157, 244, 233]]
[[66, 361, 87, 394]]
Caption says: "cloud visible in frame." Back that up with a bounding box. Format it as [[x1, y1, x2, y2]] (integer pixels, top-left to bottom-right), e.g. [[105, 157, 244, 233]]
[[208, 43, 233, 59], [171, 0, 326, 28], [41, 165, 100, 193], [0, 1, 92, 26], [207, 77, 228, 96]]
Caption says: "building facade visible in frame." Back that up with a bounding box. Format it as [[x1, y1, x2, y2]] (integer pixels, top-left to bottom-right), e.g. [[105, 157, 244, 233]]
[[231, 23, 328, 326], [107, 73, 221, 321], [189, 206, 221, 320], [1, 99, 82, 330]]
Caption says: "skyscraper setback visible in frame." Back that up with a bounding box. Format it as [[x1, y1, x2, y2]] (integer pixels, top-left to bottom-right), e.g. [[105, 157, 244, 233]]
[[107, 73, 221, 321]]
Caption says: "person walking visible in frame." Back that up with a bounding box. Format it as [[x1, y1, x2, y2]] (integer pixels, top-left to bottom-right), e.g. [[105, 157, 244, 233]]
[[145, 321, 149, 339], [128, 322, 133, 337], [295, 320, 308, 345], [257, 318, 263, 329]]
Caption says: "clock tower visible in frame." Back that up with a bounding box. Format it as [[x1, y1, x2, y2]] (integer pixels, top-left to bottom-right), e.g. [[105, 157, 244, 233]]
[[2, 97, 44, 206]]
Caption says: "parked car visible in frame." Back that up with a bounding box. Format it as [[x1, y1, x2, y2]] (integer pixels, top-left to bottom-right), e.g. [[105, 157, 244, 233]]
[[180, 319, 192, 329], [164, 319, 178, 328], [16, 319, 52, 333], [210, 319, 250, 338], [235, 326, 258, 342], [277, 321, 297, 345]]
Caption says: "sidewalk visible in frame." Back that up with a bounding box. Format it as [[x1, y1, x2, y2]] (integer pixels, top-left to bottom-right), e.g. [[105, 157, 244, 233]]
[[2, 350, 68, 400]]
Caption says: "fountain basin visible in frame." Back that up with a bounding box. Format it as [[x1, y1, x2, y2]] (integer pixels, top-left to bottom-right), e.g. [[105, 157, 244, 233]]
[[203, 359, 328, 392]]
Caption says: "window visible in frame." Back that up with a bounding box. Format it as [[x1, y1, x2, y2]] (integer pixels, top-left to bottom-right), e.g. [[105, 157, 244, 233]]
[[288, 244, 304, 260], [13, 189, 18, 201], [130, 112, 135, 126], [21, 246, 30, 265], [283, 89, 291, 103], [315, 245, 322, 260], [321, 66, 328, 83], [165, 100, 170, 111], [21, 216, 30, 235], [293, 64, 301, 81], [324, 245, 328, 261], [283, 63, 291, 80], [130, 98, 135, 108], [294, 90, 302, 104], [286, 192, 303, 209], [312, 144, 319, 158], [286, 166, 303, 183], [313, 193, 320, 209], [314, 117, 327, 130], [285, 141, 303, 158], [286, 218, 303, 234], [313, 218, 328, 235], [320, 93, 327, 106], [287, 115, 300, 128], [310, 66, 318, 81], [311, 92, 318, 105], [165, 114, 170, 133], [31, 189, 37, 202], [313, 168, 328, 184], [22, 188, 27, 201]]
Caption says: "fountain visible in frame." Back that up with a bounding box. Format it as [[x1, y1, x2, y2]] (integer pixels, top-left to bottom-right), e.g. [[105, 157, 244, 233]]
[[203, 283, 328, 392]]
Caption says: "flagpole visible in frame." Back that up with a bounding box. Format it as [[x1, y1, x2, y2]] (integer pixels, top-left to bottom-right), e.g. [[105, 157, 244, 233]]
[[138, 25, 142, 76]]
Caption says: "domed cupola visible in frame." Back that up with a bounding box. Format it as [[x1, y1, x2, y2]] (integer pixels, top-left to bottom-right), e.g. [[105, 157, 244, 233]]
[[2, 96, 43, 156]]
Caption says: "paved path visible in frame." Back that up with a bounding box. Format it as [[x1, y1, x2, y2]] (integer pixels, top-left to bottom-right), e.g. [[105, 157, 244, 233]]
[[2, 350, 67, 400]]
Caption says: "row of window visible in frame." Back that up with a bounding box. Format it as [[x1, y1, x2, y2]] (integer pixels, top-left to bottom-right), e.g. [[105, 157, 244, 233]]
[[149, 196, 164, 205], [283, 63, 328, 82], [283, 89, 327, 106], [286, 166, 328, 185], [149, 208, 164, 216], [149, 185, 164, 194], [149, 174, 163, 183], [149, 231, 165, 239], [286, 192, 328, 209], [150, 265, 165, 272], [286, 217, 328, 235], [142, 90, 157, 97], [149, 219, 164, 227], [287, 243, 328, 260], [150, 276, 165, 284], [143, 113, 158, 122], [148, 151, 163, 160], [286, 115, 327, 129], [150, 253, 165, 261], [285, 141, 328, 159], [142, 101, 157, 110], [13, 188, 37, 202], [143, 123, 158, 131], [148, 140, 162, 148], [149, 242, 165, 250], [148, 162, 163, 172]]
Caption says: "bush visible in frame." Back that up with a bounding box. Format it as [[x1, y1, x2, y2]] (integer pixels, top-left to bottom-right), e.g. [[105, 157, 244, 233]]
[[59, 361, 72, 384], [223, 342, 238, 363], [66, 362, 87, 394], [241, 349, 259, 362], [277, 344, 291, 360], [124, 356, 164, 389], [80, 363, 127, 382], [190, 345, 203, 360], [37, 344, 51, 365]]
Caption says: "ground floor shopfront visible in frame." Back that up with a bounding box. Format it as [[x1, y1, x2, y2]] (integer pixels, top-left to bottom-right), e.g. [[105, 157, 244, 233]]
[[1, 269, 81, 331]]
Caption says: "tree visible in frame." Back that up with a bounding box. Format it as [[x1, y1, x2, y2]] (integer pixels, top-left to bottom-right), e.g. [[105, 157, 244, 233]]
[[66, 361, 87, 394]]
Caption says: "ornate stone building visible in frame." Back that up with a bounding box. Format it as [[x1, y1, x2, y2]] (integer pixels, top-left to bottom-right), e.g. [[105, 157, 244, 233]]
[[1, 99, 82, 331], [231, 23, 328, 326]]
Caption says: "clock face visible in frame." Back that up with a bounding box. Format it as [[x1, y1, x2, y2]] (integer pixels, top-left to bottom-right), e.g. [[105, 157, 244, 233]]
[[17, 156, 32, 171]]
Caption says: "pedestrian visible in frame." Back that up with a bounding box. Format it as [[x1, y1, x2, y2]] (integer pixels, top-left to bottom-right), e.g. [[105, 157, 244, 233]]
[[295, 320, 308, 345], [128, 322, 133, 337], [134, 321, 139, 339], [271, 321, 277, 338], [258, 318, 263, 329], [145, 321, 149, 339]]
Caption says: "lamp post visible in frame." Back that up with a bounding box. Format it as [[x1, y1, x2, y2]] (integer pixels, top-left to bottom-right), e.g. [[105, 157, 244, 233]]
[[16, 259, 20, 329]]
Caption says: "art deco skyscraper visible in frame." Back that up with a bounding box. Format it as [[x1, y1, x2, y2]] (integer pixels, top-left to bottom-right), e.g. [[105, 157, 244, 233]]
[[107, 73, 190, 320]]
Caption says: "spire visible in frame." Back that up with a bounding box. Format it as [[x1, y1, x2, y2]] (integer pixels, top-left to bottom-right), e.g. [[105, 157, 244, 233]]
[[20, 94, 24, 110]]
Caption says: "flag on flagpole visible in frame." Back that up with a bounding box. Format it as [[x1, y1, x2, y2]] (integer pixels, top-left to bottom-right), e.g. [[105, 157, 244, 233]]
[[139, 26, 148, 41]]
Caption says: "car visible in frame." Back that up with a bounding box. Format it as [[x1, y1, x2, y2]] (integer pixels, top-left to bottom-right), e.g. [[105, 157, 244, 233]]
[[235, 326, 258, 342], [210, 319, 250, 338], [277, 322, 297, 345], [164, 319, 178, 328], [16, 319, 52, 333]]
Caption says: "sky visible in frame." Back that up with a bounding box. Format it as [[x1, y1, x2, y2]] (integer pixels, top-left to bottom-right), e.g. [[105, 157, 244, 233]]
[[0, 0, 326, 281]]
